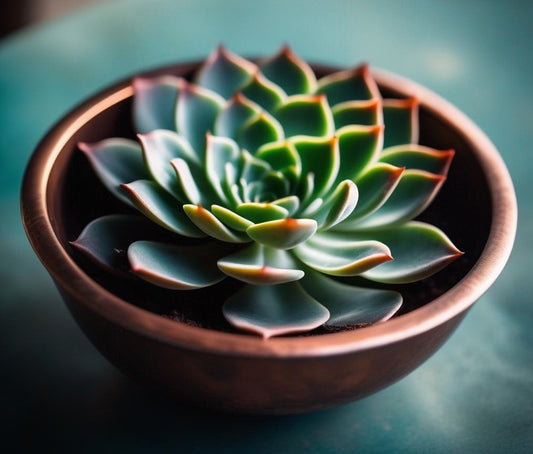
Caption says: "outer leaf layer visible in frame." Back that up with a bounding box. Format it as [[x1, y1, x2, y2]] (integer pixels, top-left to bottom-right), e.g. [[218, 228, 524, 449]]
[[300, 270, 402, 326], [128, 241, 229, 289], [79, 139, 150, 207], [355, 221, 464, 283], [133, 76, 180, 133], [223, 282, 329, 338], [121, 180, 204, 237]]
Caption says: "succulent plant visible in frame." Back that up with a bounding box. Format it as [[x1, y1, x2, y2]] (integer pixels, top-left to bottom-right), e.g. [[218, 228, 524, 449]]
[[72, 45, 463, 338]]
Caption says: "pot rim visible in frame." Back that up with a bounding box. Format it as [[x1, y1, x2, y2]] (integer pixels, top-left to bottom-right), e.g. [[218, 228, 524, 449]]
[[21, 61, 517, 358]]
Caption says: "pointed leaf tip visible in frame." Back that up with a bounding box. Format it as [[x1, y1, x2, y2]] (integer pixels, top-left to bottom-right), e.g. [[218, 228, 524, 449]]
[[195, 46, 257, 98], [358, 221, 464, 283]]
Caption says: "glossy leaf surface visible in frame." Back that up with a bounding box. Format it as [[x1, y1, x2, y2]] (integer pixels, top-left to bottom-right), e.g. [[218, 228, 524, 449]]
[[128, 241, 228, 289], [223, 282, 329, 338]]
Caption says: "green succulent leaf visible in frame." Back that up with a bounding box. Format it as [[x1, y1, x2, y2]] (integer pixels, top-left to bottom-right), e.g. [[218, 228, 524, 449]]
[[213, 93, 261, 138], [247, 218, 317, 250], [266, 170, 291, 198], [169, 158, 204, 205], [236, 111, 284, 154], [238, 149, 271, 184], [312, 180, 358, 230], [133, 76, 181, 133], [300, 270, 402, 326], [205, 135, 240, 205], [259, 45, 317, 95], [315, 65, 380, 106], [335, 125, 383, 184], [379, 145, 455, 176], [334, 163, 404, 230], [77, 47, 463, 338], [239, 71, 286, 113], [195, 45, 257, 99], [70, 214, 162, 274], [355, 221, 464, 283], [256, 140, 301, 174], [183, 204, 250, 243], [128, 240, 230, 290], [235, 202, 288, 224], [175, 80, 224, 155], [218, 243, 304, 285], [79, 139, 150, 207], [271, 195, 300, 216], [211, 205, 254, 231], [351, 169, 445, 229], [332, 99, 382, 128], [274, 94, 334, 137], [138, 129, 200, 201], [292, 136, 340, 202], [222, 282, 329, 338], [294, 233, 392, 277], [382, 98, 419, 148], [121, 180, 204, 237]]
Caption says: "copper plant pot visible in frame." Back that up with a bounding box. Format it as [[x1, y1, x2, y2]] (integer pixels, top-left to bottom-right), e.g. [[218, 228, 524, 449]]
[[21, 61, 516, 414]]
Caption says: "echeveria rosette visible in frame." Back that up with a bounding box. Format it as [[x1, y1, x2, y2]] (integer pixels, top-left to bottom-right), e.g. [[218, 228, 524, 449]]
[[72, 45, 463, 338]]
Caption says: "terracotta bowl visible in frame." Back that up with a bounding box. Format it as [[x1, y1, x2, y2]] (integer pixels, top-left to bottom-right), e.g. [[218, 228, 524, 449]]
[[21, 61, 517, 414]]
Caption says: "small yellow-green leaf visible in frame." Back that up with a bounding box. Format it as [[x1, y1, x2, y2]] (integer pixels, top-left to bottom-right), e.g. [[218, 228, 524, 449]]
[[236, 202, 288, 224], [183, 204, 250, 243], [218, 243, 303, 285], [246, 218, 317, 249], [271, 195, 300, 217], [211, 205, 253, 231]]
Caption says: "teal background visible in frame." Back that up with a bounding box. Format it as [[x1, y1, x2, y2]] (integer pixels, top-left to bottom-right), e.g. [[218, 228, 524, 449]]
[[1, 0, 531, 452]]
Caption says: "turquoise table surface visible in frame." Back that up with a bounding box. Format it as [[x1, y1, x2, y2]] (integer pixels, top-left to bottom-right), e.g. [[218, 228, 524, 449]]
[[1, 0, 531, 452]]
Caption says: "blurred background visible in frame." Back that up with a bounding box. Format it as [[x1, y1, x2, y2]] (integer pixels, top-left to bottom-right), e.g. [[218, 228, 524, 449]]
[[0, 0, 98, 37], [1, 0, 531, 452]]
